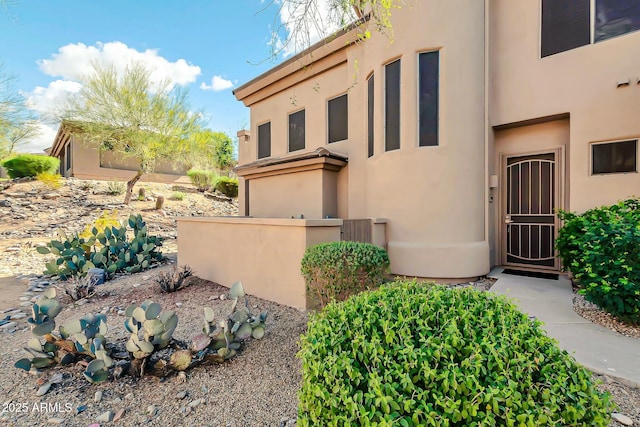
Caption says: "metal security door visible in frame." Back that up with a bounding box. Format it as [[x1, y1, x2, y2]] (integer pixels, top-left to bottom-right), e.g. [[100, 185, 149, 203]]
[[503, 152, 558, 270]]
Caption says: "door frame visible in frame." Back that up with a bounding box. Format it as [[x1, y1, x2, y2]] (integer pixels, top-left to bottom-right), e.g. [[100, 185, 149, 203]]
[[498, 147, 565, 271]]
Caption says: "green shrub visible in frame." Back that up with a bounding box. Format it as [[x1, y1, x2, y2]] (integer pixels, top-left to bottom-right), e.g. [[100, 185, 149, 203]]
[[171, 191, 185, 201], [298, 282, 613, 426], [36, 172, 63, 190], [187, 169, 216, 192], [301, 241, 389, 309], [2, 154, 59, 178], [106, 180, 125, 196], [557, 198, 640, 322], [214, 176, 238, 197]]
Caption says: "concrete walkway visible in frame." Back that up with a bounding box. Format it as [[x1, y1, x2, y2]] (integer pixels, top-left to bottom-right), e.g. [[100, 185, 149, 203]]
[[489, 268, 640, 387]]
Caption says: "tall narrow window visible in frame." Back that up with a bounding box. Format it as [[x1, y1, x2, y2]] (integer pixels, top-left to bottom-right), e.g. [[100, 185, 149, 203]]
[[592, 140, 637, 174], [595, 0, 640, 42], [328, 94, 348, 143], [367, 74, 374, 158], [419, 51, 439, 147], [385, 59, 401, 152], [257, 122, 271, 159], [541, 0, 590, 57], [289, 109, 305, 152]]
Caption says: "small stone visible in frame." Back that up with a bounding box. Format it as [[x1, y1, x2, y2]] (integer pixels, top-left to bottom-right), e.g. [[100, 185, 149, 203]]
[[19, 296, 29, 301], [10, 313, 26, 320], [94, 390, 103, 403], [5, 247, 20, 252], [49, 373, 63, 384], [219, 294, 226, 301], [1, 322, 17, 330], [96, 410, 113, 423], [176, 391, 187, 400], [76, 299, 88, 306], [36, 383, 51, 396], [111, 397, 122, 404], [42, 193, 61, 200], [117, 310, 125, 316], [132, 283, 140, 288], [188, 398, 203, 408], [208, 296, 218, 301], [176, 371, 186, 383], [147, 405, 157, 416], [113, 408, 125, 422], [47, 418, 64, 425], [125, 393, 134, 400], [175, 302, 183, 307], [142, 275, 151, 281], [612, 413, 634, 426]]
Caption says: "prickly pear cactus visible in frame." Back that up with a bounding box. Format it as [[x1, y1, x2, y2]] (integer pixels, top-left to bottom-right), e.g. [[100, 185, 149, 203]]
[[124, 300, 178, 359]]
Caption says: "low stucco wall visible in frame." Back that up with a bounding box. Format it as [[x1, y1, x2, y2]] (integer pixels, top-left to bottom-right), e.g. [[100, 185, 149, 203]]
[[177, 217, 342, 309]]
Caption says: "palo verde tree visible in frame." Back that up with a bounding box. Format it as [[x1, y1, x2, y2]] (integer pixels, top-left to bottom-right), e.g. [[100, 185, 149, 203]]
[[0, 64, 40, 159], [61, 61, 203, 204], [267, 0, 397, 58]]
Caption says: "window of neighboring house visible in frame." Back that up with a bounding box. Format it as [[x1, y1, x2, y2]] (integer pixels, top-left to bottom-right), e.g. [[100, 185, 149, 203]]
[[328, 94, 348, 144], [65, 144, 71, 171], [257, 122, 271, 159], [592, 139, 637, 174], [385, 59, 401, 152], [288, 109, 305, 152], [541, 0, 590, 57], [367, 74, 374, 158], [595, 0, 640, 43], [418, 51, 439, 147]]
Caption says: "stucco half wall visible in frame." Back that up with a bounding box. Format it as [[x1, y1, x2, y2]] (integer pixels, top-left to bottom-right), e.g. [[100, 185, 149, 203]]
[[388, 241, 490, 279], [177, 217, 343, 309]]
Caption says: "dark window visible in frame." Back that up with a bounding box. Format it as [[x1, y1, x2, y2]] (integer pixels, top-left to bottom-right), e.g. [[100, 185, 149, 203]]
[[65, 144, 71, 171], [541, 0, 590, 57], [367, 75, 374, 158], [595, 0, 640, 42], [288, 110, 305, 152], [592, 140, 637, 174], [328, 94, 348, 143], [257, 122, 271, 159], [419, 51, 439, 147], [385, 59, 401, 151]]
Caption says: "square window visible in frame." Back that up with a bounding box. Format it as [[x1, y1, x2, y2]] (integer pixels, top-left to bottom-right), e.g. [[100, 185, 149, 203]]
[[592, 140, 637, 174], [328, 94, 348, 143], [289, 110, 305, 152]]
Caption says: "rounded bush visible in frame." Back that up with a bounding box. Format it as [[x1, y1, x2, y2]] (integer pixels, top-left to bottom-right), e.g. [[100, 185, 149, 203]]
[[298, 282, 612, 426], [557, 198, 640, 322], [187, 169, 216, 192], [301, 241, 389, 309], [214, 176, 238, 197], [2, 154, 60, 178]]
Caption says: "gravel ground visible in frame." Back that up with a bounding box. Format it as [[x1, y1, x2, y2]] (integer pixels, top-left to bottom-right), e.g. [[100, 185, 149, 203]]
[[0, 267, 307, 426], [573, 293, 640, 339]]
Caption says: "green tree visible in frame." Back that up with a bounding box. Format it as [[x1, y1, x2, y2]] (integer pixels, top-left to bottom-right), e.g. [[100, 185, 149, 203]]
[[190, 129, 236, 174], [60, 61, 203, 204], [0, 64, 40, 159]]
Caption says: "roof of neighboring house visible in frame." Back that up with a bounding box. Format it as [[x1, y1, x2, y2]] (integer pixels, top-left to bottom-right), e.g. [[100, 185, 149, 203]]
[[233, 15, 368, 106], [49, 120, 86, 157], [235, 147, 348, 173]]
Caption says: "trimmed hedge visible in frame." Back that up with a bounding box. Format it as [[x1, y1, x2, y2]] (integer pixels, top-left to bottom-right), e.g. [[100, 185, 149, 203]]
[[2, 154, 59, 178], [214, 176, 238, 198], [187, 169, 216, 192], [298, 282, 613, 426], [557, 198, 640, 322], [301, 241, 389, 309]]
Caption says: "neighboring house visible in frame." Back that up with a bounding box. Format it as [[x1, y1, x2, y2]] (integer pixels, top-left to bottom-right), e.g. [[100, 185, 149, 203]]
[[179, 1, 640, 308], [47, 121, 190, 184]]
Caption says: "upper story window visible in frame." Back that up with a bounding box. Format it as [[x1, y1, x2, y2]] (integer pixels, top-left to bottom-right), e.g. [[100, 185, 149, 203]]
[[367, 74, 374, 158], [541, 0, 590, 57], [257, 122, 271, 159], [328, 94, 348, 144], [592, 139, 637, 174], [385, 59, 401, 152], [542, 0, 640, 57], [418, 51, 439, 147], [288, 109, 305, 152], [595, 1, 640, 42]]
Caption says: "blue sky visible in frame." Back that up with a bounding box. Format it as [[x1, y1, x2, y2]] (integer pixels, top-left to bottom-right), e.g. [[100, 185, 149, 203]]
[[0, 0, 337, 152]]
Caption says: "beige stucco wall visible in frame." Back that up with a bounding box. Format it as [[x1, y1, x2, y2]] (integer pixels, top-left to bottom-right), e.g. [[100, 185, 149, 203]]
[[238, 0, 490, 278], [490, 1, 640, 214], [68, 135, 190, 184], [177, 217, 342, 309]]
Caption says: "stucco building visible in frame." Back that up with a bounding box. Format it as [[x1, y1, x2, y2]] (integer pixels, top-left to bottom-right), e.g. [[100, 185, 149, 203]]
[[48, 122, 190, 184], [179, 0, 640, 308]]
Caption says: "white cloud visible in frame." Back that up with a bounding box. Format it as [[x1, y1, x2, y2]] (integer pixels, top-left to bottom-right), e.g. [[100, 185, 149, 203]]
[[15, 123, 58, 154], [200, 75, 234, 92], [38, 41, 201, 86], [273, 0, 356, 58], [26, 79, 82, 116]]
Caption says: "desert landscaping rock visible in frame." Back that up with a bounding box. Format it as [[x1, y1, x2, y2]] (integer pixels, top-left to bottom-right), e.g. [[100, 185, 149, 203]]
[[612, 413, 634, 426], [94, 390, 103, 403], [96, 410, 113, 423], [36, 383, 51, 396]]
